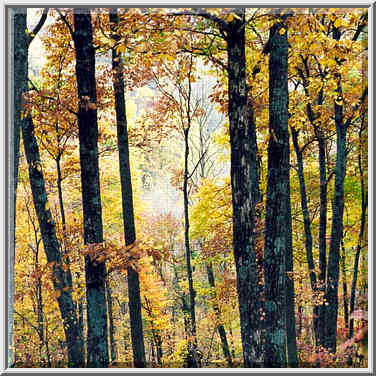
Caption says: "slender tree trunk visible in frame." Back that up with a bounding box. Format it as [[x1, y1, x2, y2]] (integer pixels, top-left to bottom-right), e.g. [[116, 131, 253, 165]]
[[183, 128, 200, 367], [264, 18, 292, 367], [110, 8, 146, 368], [106, 279, 116, 363], [349, 122, 367, 339], [316, 129, 328, 347], [223, 8, 263, 367], [324, 68, 347, 352], [206, 262, 232, 367], [56, 155, 66, 227], [291, 127, 320, 344], [78, 298, 85, 362], [22, 115, 84, 366], [285, 196, 299, 367], [73, 8, 109, 367], [341, 240, 349, 332]]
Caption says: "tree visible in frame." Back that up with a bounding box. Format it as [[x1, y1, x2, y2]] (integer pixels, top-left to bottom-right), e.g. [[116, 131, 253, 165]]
[[14, 7, 84, 367], [73, 8, 109, 367], [110, 8, 146, 368], [324, 19, 368, 353], [263, 14, 297, 367]]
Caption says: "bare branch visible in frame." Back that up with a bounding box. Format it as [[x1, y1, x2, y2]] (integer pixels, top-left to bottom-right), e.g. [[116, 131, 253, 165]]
[[27, 8, 49, 46], [169, 8, 229, 32]]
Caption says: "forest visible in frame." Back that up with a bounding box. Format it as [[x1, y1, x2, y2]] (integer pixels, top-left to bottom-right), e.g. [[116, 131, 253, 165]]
[[9, 7, 368, 368]]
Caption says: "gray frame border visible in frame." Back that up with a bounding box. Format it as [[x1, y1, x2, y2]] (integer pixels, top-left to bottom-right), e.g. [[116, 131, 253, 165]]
[[2, 2, 374, 375]]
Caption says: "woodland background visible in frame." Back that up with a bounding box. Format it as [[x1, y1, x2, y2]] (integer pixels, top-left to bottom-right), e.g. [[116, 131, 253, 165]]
[[9, 7, 368, 368]]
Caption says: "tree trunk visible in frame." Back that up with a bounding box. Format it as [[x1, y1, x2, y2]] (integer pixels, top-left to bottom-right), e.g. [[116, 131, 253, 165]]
[[341, 240, 349, 332], [206, 262, 232, 367], [285, 195, 299, 367], [349, 121, 367, 339], [73, 8, 109, 367], [316, 128, 328, 347], [291, 127, 319, 344], [110, 8, 146, 368], [10, 8, 29, 366], [223, 8, 263, 367], [106, 278, 116, 363], [22, 115, 84, 366], [17, 8, 83, 366], [263, 18, 291, 367], [324, 71, 347, 352], [183, 128, 200, 368], [56, 155, 66, 227]]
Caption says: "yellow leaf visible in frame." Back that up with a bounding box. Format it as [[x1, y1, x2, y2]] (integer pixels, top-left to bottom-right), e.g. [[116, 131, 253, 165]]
[[334, 18, 342, 28], [119, 44, 126, 53], [54, 290, 61, 299], [279, 27, 286, 35], [227, 14, 234, 22], [45, 202, 50, 211]]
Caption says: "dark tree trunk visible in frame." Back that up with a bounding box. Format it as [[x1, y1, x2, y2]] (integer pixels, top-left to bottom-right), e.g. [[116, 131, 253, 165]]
[[206, 263, 232, 367], [12, 8, 27, 230], [222, 8, 263, 367], [22, 115, 84, 366], [301, 65, 327, 348], [56, 155, 66, 227], [110, 9, 146, 368], [341, 240, 349, 332], [285, 195, 299, 367], [263, 18, 292, 367], [324, 69, 347, 352], [78, 298, 85, 361], [291, 127, 320, 344], [151, 328, 163, 367], [349, 121, 367, 339], [106, 279, 116, 363], [73, 8, 109, 367], [316, 129, 328, 347], [183, 128, 200, 368], [16, 8, 83, 366], [10, 8, 29, 366]]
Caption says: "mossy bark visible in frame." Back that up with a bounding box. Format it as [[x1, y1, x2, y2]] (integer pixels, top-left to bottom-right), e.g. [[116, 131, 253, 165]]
[[73, 8, 109, 367]]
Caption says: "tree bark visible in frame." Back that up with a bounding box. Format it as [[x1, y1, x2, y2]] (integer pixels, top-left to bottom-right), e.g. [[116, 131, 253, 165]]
[[264, 18, 292, 367], [324, 69, 347, 352], [73, 8, 109, 367], [222, 8, 263, 367], [106, 278, 116, 363], [110, 8, 146, 368], [10, 8, 29, 366]]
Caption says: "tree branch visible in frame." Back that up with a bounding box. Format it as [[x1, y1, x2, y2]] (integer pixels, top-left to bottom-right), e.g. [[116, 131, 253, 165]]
[[56, 8, 75, 41], [187, 148, 208, 180], [169, 8, 229, 32], [27, 8, 49, 46], [352, 12, 368, 42]]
